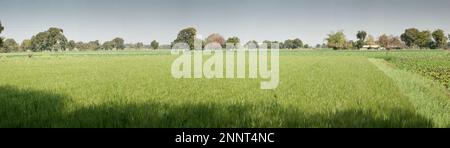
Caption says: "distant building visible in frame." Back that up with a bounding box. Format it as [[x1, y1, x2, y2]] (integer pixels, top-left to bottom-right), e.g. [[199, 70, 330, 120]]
[[361, 45, 381, 50]]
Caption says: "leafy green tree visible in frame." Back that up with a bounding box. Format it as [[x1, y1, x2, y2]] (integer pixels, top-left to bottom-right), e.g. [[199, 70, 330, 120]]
[[356, 40, 364, 49], [74, 40, 100, 50], [0, 21, 3, 34], [262, 40, 278, 49], [303, 44, 309, 48], [279, 42, 285, 49], [283, 39, 294, 49], [75, 41, 86, 50], [226, 36, 240, 48], [102, 41, 114, 50], [345, 40, 355, 49], [0, 37, 4, 52], [0, 21, 4, 48], [67, 40, 76, 50], [244, 40, 259, 48], [2, 38, 19, 52], [136, 42, 144, 49], [244, 40, 258, 48], [400, 28, 435, 49], [112, 37, 125, 50], [262, 40, 270, 48], [326, 31, 347, 50], [31, 32, 49, 51], [432, 29, 448, 49], [293, 38, 303, 49], [401, 28, 420, 48], [356, 31, 367, 41], [416, 30, 433, 49], [47, 27, 68, 51], [20, 39, 32, 51], [356, 31, 367, 49], [448, 34, 450, 49], [274, 41, 282, 49], [87, 40, 101, 50], [151, 40, 159, 50], [173, 27, 197, 50], [30, 27, 68, 51], [284, 38, 303, 49]]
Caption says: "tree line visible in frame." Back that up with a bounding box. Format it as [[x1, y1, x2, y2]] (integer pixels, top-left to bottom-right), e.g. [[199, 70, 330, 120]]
[[0, 22, 160, 53], [170, 27, 449, 50], [171, 27, 308, 50], [326, 28, 449, 50], [1, 21, 450, 53]]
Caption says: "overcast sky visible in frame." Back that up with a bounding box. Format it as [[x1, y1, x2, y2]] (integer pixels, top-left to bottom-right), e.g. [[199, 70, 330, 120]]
[[1, 0, 449, 45]]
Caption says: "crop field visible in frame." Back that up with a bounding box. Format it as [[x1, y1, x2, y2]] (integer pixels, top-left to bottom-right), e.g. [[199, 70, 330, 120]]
[[386, 54, 450, 89], [0, 50, 449, 128]]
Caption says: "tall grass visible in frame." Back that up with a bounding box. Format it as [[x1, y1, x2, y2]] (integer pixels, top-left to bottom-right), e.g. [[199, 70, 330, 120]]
[[0, 51, 448, 127]]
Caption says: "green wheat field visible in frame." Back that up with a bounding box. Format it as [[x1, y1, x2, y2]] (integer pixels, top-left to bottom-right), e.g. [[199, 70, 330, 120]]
[[0, 50, 449, 128]]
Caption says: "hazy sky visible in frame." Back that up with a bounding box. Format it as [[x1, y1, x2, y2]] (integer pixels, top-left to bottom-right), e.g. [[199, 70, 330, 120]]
[[1, 0, 450, 45]]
